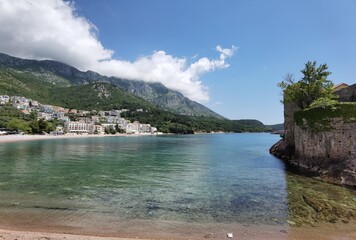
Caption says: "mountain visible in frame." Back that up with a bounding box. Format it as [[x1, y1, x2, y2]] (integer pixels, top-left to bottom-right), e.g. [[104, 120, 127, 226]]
[[0, 67, 156, 111], [0, 52, 273, 133], [0, 67, 271, 133], [0, 52, 223, 118]]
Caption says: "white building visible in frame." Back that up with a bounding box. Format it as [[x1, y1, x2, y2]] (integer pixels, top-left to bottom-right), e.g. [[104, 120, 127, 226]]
[[140, 124, 151, 133], [11, 96, 30, 110], [53, 112, 65, 119], [11, 96, 29, 104], [29, 100, 40, 111], [98, 111, 107, 117], [126, 121, 140, 134], [41, 105, 54, 114], [0, 95, 10, 105], [94, 125, 105, 134], [50, 126, 64, 136], [37, 112, 53, 121], [91, 116, 100, 123], [110, 110, 121, 116], [65, 121, 92, 133], [105, 116, 120, 123]]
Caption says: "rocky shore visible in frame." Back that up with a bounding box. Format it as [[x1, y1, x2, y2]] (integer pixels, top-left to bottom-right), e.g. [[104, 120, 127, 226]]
[[270, 139, 356, 187]]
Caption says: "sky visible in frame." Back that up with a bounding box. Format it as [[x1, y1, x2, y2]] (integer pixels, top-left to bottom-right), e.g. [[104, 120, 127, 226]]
[[0, 0, 355, 124]]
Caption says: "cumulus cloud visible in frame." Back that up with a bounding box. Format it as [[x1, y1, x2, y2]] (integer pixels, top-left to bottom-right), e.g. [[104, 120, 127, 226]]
[[0, 0, 236, 102]]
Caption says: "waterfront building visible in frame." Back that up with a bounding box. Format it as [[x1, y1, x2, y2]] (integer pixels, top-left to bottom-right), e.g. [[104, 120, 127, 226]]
[[140, 124, 151, 133], [95, 125, 105, 134], [126, 121, 140, 134], [150, 127, 157, 133], [65, 121, 92, 133]]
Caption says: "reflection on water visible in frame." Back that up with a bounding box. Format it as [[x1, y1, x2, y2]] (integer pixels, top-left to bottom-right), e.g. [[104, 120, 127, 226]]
[[0, 134, 354, 229]]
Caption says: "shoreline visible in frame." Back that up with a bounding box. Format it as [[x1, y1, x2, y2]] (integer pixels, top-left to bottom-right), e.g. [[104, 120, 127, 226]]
[[0, 133, 158, 143], [0, 221, 355, 240], [270, 139, 356, 187], [0, 228, 137, 240], [0, 132, 272, 144]]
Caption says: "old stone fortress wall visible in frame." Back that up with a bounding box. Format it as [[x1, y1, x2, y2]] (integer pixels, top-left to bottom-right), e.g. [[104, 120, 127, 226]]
[[272, 83, 356, 186]]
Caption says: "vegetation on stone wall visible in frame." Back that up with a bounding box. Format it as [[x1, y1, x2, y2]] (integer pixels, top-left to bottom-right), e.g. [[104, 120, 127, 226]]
[[294, 103, 356, 132]]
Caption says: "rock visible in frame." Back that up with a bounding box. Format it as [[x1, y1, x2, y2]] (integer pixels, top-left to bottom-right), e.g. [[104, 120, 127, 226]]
[[287, 220, 296, 226]]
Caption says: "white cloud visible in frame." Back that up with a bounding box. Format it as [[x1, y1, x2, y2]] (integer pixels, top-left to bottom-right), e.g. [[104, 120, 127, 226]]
[[0, 0, 236, 102]]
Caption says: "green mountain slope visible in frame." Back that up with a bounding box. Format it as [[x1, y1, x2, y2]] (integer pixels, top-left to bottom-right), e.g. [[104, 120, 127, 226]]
[[0, 52, 223, 118], [0, 67, 155, 111]]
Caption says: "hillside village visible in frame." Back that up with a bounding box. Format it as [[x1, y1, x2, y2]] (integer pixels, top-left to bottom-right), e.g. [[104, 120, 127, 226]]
[[0, 95, 158, 135]]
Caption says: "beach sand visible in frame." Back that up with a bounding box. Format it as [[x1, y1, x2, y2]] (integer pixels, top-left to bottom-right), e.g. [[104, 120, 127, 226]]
[[0, 133, 155, 143], [0, 229, 136, 240], [0, 221, 355, 240]]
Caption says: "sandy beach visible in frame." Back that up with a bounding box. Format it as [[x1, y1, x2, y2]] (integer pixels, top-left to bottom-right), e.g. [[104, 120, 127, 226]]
[[0, 133, 156, 143], [0, 229, 137, 240], [0, 221, 355, 240]]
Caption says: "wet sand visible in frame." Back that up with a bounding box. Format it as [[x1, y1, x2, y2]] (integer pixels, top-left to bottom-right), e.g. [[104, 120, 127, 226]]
[[0, 209, 355, 240], [0, 221, 355, 240]]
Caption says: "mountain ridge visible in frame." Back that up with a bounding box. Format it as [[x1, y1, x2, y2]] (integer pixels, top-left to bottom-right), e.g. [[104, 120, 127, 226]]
[[0, 67, 271, 133], [0, 52, 224, 119]]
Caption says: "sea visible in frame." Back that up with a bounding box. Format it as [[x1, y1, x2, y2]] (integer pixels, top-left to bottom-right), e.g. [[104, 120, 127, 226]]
[[0, 133, 354, 236]]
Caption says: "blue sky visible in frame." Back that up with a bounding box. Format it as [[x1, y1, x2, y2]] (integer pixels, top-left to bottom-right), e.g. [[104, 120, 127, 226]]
[[1, 0, 355, 124]]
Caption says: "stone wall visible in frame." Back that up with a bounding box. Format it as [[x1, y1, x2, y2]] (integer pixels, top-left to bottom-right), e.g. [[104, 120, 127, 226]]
[[283, 102, 300, 148], [270, 84, 356, 186], [294, 119, 356, 171]]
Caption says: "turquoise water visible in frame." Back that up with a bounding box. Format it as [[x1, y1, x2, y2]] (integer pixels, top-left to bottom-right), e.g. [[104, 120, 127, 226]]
[[0, 133, 354, 229]]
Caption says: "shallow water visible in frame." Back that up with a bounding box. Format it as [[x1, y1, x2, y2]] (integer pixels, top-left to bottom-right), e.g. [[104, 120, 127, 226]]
[[0, 133, 354, 230]]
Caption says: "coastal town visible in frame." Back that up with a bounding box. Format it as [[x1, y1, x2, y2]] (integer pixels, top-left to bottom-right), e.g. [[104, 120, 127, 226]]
[[0, 95, 158, 135]]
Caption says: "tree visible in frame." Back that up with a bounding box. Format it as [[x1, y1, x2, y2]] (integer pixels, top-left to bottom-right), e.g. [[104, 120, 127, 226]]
[[8, 119, 31, 133], [38, 119, 48, 134], [115, 124, 125, 133], [278, 61, 335, 109], [109, 127, 117, 134]]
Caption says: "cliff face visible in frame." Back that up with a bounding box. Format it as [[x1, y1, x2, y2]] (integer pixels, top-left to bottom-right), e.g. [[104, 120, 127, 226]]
[[271, 87, 356, 187]]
